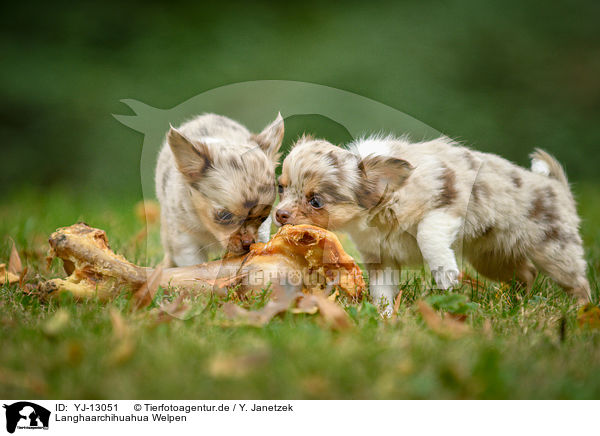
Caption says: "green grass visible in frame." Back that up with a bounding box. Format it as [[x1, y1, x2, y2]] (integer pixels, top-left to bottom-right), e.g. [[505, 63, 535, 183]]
[[1, 186, 600, 399]]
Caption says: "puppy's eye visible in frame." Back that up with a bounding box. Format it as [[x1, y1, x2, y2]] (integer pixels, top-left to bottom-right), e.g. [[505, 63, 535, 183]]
[[277, 184, 284, 195], [215, 209, 234, 224], [308, 194, 324, 209]]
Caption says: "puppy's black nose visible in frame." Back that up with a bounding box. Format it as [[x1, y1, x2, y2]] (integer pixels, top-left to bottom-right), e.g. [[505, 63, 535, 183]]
[[241, 236, 254, 250], [276, 209, 291, 224]]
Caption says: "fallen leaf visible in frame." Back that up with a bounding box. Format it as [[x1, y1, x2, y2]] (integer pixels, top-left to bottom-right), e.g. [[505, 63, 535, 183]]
[[42, 309, 70, 336], [447, 313, 468, 322], [107, 308, 135, 365], [221, 302, 250, 319], [107, 339, 136, 366], [577, 304, 600, 329], [207, 348, 270, 379], [132, 267, 163, 309], [135, 200, 160, 225], [417, 300, 470, 339], [208, 354, 249, 378], [0, 264, 19, 284], [212, 274, 245, 290], [290, 295, 319, 314], [222, 298, 291, 327], [311, 294, 352, 330], [8, 239, 22, 275], [109, 308, 131, 339], [65, 341, 84, 365], [18, 265, 28, 289], [391, 290, 403, 320], [222, 291, 351, 330], [458, 271, 486, 289], [301, 374, 332, 397], [158, 294, 192, 320]]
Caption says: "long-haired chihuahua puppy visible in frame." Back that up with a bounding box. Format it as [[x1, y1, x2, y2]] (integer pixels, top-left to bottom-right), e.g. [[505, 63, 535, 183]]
[[274, 134, 590, 313], [156, 113, 283, 267]]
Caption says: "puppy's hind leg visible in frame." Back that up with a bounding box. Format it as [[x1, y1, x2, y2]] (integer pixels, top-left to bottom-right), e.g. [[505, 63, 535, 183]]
[[468, 252, 537, 291], [529, 239, 591, 304], [417, 210, 462, 290]]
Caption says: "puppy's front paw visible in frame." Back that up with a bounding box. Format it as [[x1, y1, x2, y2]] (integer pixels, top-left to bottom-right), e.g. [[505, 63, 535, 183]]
[[369, 285, 396, 317], [432, 267, 459, 290]]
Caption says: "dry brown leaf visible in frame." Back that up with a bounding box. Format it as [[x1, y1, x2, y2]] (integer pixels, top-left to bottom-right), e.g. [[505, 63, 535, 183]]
[[132, 267, 163, 309], [8, 239, 22, 275], [18, 265, 28, 289], [109, 308, 131, 339], [107, 308, 135, 365], [391, 290, 403, 320], [222, 298, 292, 327], [65, 341, 84, 365], [135, 200, 160, 225], [301, 374, 332, 397], [0, 264, 19, 285], [42, 309, 70, 336], [107, 339, 136, 365], [0, 367, 48, 396], [311, 294, 352, 330], [222, 292, 351, 330], [212, 274, 245, 290], [208, 354, 250, 378], [447, 313, 468, 322], [136, 307, 181, 326], [222, 302, 250, 319], [417, 300, 470, 339], [208, 348, 270, 379], [290, 295, 319, 314], [577, 304, 600, 329], [158, 294, 192, 320], [458, 271, 486, 289]]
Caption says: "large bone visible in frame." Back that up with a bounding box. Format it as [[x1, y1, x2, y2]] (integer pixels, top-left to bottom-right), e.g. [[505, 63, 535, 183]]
[[38, 223, 365, 303]]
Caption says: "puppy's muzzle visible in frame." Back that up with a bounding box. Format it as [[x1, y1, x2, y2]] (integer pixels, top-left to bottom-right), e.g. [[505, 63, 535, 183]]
[[275, 208, 292, 226], [241, 235, 254, 250], [227, 233, 256, 256]]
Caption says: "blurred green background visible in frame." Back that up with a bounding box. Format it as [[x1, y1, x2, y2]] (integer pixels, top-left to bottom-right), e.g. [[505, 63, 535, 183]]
[[1, 0, 599, 199]]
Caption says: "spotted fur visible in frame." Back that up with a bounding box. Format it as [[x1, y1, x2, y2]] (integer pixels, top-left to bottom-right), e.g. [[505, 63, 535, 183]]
[[275, 134, 591, 312]]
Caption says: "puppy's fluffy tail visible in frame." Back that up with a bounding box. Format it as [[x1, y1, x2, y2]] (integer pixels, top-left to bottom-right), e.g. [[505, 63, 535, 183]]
[[530, 148, 569, 187]]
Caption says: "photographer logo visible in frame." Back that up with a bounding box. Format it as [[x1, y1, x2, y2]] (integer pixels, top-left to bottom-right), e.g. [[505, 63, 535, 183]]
[[3, 402, 50, 434]]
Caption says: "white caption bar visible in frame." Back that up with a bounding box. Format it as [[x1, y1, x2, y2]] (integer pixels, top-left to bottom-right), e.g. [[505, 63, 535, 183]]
[[0, 400, 596, 435]]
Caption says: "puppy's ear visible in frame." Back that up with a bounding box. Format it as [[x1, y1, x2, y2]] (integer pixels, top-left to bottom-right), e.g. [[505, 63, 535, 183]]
[[357, 155, 413, 208], [167, 126, 211, 181], [253, 112, 284, 161]]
